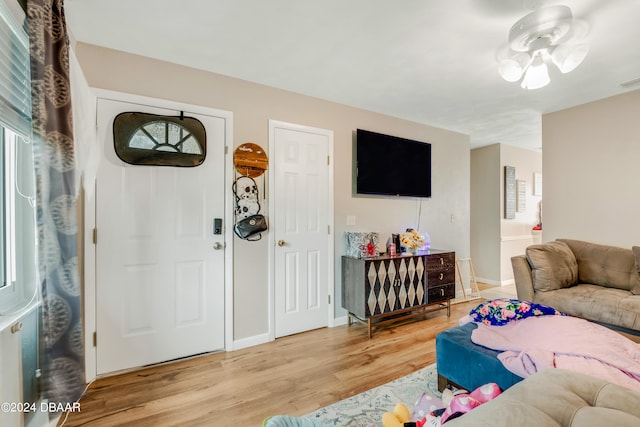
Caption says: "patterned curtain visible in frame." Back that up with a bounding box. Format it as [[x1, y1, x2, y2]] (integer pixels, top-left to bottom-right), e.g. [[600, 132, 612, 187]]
[[28, 0, 85, 408]]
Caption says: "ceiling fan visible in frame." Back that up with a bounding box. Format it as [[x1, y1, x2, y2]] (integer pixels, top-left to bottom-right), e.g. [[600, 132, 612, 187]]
[[497, 4, 590, 90]]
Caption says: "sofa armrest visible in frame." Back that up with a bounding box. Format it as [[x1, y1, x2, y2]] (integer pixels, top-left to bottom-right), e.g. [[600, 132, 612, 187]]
[[511, 255, 535, 301]]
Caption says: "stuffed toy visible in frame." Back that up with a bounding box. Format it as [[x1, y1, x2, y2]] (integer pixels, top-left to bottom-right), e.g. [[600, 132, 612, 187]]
[[412, 391, 446, 427], [381, 382, 502, 427], [381, 403, 411, 427], [382, 402, 433, 427], [440, 383, 501, 424]]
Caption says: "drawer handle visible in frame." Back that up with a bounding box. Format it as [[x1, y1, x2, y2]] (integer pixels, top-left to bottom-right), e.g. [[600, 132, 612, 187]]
[[439, 273, 443, 280], [440, 257, 444, 265], [440, 288, 445, 296]]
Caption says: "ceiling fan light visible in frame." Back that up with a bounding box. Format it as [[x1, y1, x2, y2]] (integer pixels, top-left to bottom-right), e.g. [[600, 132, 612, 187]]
[[520, 58, 550, 90], [498, 53, 530, 82], [551, 43, 590, 73]]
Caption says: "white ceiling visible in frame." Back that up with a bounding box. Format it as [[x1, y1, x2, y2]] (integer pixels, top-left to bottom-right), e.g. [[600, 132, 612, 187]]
[[64, 0, 640, 151]]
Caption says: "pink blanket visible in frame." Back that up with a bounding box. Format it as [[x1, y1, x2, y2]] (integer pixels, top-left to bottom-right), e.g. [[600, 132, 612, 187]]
[[471, 315, 640, 391]]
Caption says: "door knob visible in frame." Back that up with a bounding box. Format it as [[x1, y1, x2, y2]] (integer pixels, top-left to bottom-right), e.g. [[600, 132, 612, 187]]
[[278, 240, 286, 247], [213, 242, 225, 250]]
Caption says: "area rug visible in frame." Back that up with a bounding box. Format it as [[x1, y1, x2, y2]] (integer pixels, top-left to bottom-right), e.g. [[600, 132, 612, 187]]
[[305, 363, 440, 427]]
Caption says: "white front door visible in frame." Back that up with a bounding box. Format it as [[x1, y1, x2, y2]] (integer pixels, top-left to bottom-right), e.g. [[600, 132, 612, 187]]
[[95, 96, 228, 375], [270, 121, 333, 338]]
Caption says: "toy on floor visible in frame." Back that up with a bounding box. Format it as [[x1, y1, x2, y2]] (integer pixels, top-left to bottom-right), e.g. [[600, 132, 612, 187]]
[[382, 402, 437, 427], [440, 383, 501, 424], [382, 402, 413, 427], [412, 391, 446, 427], [412, 391, 443, 420], [382, 382, 502, 427]]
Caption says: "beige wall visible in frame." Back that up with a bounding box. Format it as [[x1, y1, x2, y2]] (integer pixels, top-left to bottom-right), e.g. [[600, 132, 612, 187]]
[[470, 144, 500, 282], [471, 144, 541, 285], [543, 89, 640, 248], [75, 43, 470, 344]]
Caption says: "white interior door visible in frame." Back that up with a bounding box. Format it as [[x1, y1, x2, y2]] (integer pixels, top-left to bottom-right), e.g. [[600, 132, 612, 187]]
[[271, 121, 333, 338], [95, 97, 227, 375]]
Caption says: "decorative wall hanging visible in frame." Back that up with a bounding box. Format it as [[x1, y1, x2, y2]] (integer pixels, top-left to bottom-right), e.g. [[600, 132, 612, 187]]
[[534, 172, 543, 196], [233, 176, 261, 221], [233, 175, 267, 240], [113, 112, 206, 167], [504, 166, 516, 219], [233, 142, 268, 177], [517, 179, 527, 212]]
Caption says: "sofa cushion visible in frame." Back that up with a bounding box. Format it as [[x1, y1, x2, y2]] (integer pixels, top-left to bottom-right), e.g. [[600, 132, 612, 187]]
[[632, 246, 640, 295], [558, 239, 637, 292], [534, 284, 640, 331], [444, 369, 640, 427], [526, 241, 578, 292]]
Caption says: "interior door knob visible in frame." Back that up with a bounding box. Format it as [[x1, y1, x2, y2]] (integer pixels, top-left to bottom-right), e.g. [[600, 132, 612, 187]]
[[213, 242, 225, 250], [278, 240, 286, 247]]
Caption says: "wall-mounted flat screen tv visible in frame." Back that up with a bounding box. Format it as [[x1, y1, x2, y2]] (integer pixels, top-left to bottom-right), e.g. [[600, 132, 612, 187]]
[[356, 129, 432, 198]]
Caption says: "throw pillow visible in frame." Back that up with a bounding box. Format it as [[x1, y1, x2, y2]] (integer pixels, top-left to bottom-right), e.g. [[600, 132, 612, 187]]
[[526, 241, 578, 291], [468, 298, 564, 326], [559, 239, 637, 291], [632, 246, 640, 295]]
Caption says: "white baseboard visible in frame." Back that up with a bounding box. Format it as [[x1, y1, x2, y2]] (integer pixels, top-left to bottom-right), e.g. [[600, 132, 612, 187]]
[[476, 278, 515, 287], [231, 317, 348, 352], [231, 332, 272, 351], [333, 315, 348, 326]]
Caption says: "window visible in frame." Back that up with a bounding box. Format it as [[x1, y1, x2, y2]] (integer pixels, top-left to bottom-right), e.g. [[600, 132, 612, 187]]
[[0, 0, 35, 312], [113, 112, 207, 167], [0, 127, 16, 293], [0, 126, 35, 311]]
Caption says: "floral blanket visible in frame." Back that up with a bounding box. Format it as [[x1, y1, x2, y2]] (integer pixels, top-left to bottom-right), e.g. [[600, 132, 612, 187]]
[[464, 298, 564, 326]]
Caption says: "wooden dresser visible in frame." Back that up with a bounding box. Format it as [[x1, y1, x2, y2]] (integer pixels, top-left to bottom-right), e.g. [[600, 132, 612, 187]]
[[341, 249, 456, 337]]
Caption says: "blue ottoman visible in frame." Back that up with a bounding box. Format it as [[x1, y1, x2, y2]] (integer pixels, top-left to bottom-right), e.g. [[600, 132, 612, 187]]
[[436, 322, 523, 392]]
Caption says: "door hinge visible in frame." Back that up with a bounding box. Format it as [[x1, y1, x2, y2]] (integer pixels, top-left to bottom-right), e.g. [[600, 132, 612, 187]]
[[328, 295, 331, 304], [225, 146, 229, 154], [328, 225, 330, 235], [327, 155, 330, 166], [93, 228, 97, 244], [93, 331, 97, 347]]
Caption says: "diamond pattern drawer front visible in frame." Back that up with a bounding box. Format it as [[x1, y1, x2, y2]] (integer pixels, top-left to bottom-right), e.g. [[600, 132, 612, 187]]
[[364, 256, 425, 316]]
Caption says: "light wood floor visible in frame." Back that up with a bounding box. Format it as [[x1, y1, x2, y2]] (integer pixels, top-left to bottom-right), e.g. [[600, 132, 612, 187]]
[[59, 295, 501, 427]]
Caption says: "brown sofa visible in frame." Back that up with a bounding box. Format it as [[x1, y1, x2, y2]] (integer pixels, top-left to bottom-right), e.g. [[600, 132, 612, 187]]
[[511, 239, 640, 333], [445, 368, 640, 427]]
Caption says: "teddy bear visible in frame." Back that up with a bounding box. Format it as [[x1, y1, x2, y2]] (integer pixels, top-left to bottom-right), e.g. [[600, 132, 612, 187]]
[[382, 402, 424, 427]]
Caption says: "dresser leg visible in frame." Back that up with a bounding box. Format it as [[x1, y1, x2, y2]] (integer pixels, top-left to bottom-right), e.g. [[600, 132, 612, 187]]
[[368, 319, 372, 338]]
